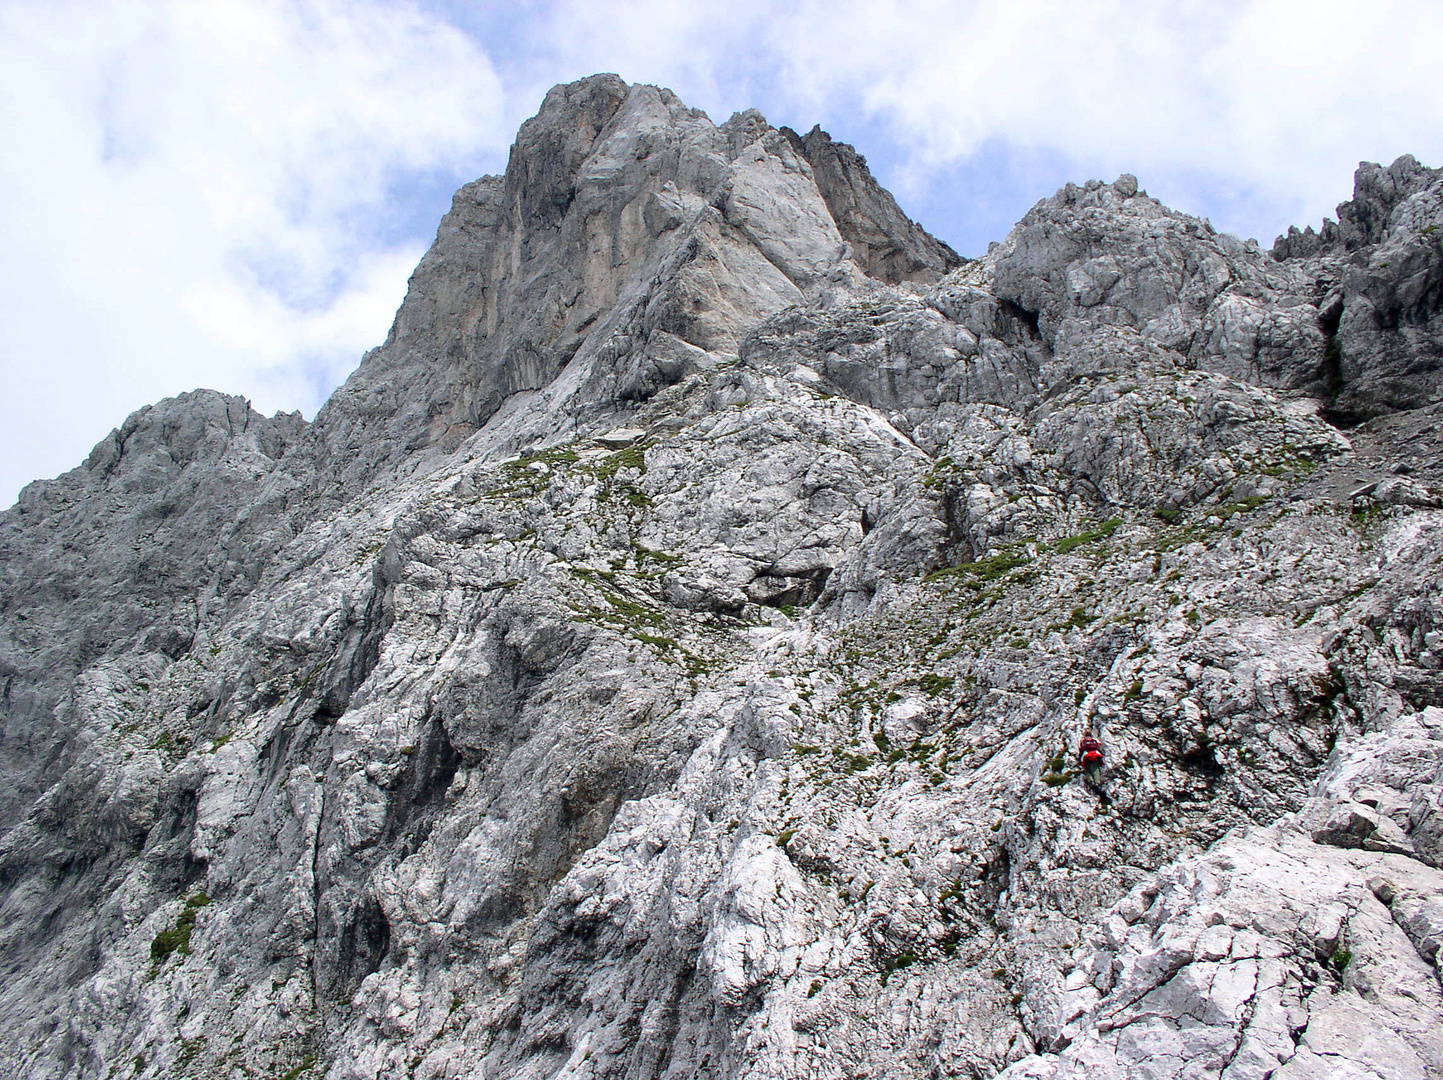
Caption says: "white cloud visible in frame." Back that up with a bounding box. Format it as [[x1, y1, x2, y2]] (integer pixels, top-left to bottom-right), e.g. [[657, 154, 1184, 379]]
[[0, 0, 507, 506], [526, 0, 1443, 233], [6, 0, 1443, 507]]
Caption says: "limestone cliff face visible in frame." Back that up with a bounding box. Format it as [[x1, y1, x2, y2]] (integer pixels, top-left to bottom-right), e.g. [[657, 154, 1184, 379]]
[[2, 77, 1443, 1080], [313, 74, 927, 492]]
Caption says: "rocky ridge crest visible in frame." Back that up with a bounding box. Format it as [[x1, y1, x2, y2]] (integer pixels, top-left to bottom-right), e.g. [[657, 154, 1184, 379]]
[[2, 76, 1443, 1080]]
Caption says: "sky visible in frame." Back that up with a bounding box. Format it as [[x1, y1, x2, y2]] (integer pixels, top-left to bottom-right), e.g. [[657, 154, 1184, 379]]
[[2, 0, 1441, 508]]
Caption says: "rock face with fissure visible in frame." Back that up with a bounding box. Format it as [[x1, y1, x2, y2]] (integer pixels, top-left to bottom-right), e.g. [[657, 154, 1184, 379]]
[[1, 77, 1442, 1080]]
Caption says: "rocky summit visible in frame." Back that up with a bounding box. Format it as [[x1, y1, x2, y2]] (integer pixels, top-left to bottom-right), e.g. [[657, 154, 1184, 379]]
[[3, 74, 1443, 1080]]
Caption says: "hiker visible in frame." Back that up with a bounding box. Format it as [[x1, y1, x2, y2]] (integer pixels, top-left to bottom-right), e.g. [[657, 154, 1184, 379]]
[[1079, 731, 1104, 784]]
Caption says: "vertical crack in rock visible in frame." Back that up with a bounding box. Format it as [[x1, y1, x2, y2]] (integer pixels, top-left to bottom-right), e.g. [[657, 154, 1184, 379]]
[[310, 781, 328, 1008]]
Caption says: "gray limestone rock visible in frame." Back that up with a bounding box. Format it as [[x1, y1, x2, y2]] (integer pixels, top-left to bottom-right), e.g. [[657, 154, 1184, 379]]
[[0, 391, 307, 832], [991, 176, 1329, 394], [1275, 155, 1443, 420], [784, 124, 963, 284], [2, 76, 1442, 1080]]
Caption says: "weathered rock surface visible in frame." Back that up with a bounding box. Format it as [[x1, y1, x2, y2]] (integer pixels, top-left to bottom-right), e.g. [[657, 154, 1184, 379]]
[[1, 76, 1441, 1080], [1274, 154, 1443, 420], [784, 125, 963, 285]]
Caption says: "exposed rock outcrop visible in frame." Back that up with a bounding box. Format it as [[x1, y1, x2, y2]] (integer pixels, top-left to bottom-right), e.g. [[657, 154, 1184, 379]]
[[784, 125, 963, 285], [1, 76, 1441, 1080], [316, 75, 867, 492], [1274, 154, 1443, 420]]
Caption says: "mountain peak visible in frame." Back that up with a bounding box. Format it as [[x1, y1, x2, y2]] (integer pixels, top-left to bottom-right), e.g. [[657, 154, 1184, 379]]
[[312, 77, 959, 493]]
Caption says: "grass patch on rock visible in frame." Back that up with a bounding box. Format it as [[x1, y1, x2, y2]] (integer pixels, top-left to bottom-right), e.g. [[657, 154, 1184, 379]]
[[150, 893, 212, 972], [1053, 518, 1122, 553], [923, 550, 1029, 585]]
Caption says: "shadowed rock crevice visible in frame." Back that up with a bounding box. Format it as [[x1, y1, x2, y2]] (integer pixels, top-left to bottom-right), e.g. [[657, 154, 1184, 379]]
[[316, 890, 390, 1004], [310, 584, 393, 723]]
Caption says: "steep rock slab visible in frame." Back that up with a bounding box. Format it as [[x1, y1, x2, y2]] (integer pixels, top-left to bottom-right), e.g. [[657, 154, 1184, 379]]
[[1002, 828, 1443, 1080], [785, 124, 963, 284]]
